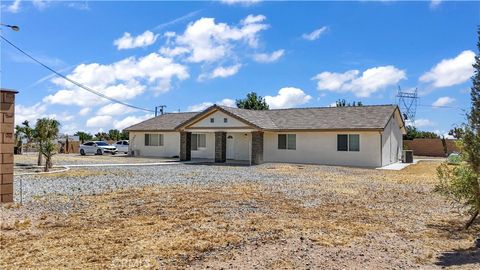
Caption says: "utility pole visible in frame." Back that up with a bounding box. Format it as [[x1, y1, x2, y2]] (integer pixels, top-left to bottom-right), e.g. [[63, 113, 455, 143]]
[[155, 105, 167, 116]]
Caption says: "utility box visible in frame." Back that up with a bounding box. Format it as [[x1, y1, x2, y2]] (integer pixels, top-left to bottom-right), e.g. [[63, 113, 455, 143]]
[[1, 88, 18, 203], [403, 150, 414, 163]]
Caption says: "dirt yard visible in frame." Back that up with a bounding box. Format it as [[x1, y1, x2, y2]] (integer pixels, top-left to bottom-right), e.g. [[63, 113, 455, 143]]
[[14, 153, 177, 166], [1, 161, 479, 269]]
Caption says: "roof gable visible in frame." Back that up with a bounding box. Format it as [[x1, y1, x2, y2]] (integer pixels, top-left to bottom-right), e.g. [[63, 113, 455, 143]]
[[186, 110, 252, 129], [176, 105, 262, 130]]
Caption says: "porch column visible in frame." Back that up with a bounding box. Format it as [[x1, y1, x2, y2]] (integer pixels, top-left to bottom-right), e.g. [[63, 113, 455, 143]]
[[180, 131, 191, 161], [251, 131, 264, 165], [215, 132, 226, 163]]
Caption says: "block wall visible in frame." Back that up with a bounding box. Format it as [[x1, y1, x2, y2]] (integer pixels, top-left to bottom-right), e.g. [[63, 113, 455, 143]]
[[0, 89, 17, 203]]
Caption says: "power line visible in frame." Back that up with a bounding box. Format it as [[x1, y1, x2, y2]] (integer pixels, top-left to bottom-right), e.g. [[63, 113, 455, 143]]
[[0, 35, 154, 113], [418, 104, 467, 110]]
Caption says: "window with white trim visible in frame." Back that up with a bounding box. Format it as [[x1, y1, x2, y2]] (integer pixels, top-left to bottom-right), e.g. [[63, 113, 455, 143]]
[[145, 134, 164, 146], [337, 134, 360, 152], [192, 133, 206, 150], [278, 134, 296, 150]]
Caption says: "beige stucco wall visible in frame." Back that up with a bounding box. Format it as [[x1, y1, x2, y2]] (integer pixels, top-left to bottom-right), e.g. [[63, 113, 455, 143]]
[[129, 131, 180, 157], [191, 132, 215, 159], [263, 131, 382, 167], [381, 113, 403, 166], [189, 111, 250, 128]]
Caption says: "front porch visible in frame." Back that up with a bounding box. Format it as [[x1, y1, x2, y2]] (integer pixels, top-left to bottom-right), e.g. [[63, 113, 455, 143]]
[[179, 130, 264, 165]]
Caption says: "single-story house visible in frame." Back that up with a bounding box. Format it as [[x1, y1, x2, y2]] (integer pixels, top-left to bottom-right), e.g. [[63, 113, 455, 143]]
[[124, 104, 406, 167]]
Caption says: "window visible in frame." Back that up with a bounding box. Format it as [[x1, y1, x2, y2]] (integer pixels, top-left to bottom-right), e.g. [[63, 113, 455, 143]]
[[337, 135, 348, 151], [278, 134, 296, 150], [145, 134, 164, 146], [224, 118, 228, 123], [349, 134, 360, 151], [210, 118, 215, 123], [192, 133, 206, 150], [337, 134, 360, 152]]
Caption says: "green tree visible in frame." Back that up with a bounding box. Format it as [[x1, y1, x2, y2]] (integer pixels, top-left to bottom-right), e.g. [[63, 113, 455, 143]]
[[236, 92, 269, 110], [335, 99, 363, 107], [94, 132, 109, 141], [74, 131, 93, 143], [436, 27, 480, 229], [34, 118, 60, 172], [449, 127, 465, 139], [108, 129, 121, 141], [120, 130, 129, 140], [404, 126, 440, 140], [15, 120, 35, 152]]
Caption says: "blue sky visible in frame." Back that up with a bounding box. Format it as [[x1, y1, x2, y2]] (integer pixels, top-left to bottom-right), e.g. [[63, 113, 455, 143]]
[[1, 0, 478, 136]]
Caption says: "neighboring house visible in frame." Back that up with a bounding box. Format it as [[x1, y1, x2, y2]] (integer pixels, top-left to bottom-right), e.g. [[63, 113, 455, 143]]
[[124, 104, 406, 167]]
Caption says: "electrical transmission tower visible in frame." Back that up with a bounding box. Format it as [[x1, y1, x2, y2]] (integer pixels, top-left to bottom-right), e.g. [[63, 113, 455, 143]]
[[396, 86, 418, 127]]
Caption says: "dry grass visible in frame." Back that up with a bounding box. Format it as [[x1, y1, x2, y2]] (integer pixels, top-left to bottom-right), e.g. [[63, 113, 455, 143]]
[[1, 161, 479, 269]]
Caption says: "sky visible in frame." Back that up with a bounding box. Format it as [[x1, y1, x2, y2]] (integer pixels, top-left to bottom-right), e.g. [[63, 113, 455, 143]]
[[0, 0, 478, 136]]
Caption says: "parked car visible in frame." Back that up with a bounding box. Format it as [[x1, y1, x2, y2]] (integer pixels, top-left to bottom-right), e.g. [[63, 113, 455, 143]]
[[79, 141, 117, 155], [114, 140, 129, 154]]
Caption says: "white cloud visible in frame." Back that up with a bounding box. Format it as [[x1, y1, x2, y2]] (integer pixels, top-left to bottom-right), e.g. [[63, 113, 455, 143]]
[[302, 26, 328, 41], [413, 118, 434, 128], [199, 64, 242, 80], [161, 15, 269, 63], [114, 30, 159, 50], [44, 52, 189, 106], [113, 114, 154, 130], [79, 107, 91, 116], [312, 66, 406, 97], [15, 102, 73, 126], [15, 102, 48, 125], [432, 96, 455, 107], [97, 103, 134, 116], [6, 0, 21, 13], [253, 49, 285, 63], [420, 50, 475, 88], [220, 0, 261, 6], [241, 14, 266, 25], [86, 115, 113, 128], [430, 0, 442, 9], [32, 0, 50, 10], [187, 98, 236, 112], [265, 87, 312, 109]]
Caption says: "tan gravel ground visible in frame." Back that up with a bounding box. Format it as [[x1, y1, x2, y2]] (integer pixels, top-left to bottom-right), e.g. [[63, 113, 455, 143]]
[[1, 161, 479, 269], [14, 153, 177, 165]]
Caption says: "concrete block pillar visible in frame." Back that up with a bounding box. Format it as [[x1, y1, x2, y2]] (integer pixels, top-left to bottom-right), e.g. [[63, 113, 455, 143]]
[[251, 131, 264, 165], [1, 89, 17, 203], [180, 131, 191, 161], [215, 132, 226, 163]]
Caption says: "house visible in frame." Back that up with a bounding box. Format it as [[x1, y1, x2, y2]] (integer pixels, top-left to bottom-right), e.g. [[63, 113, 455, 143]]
[[124, 104, 406, 167]]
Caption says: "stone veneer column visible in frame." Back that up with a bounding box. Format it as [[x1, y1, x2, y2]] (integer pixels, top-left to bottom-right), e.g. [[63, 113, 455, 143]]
[[215, 132, 226, 163], [0, 89, 17, 203], [251, 131, 264, 165], [179, 131, 191, 161]]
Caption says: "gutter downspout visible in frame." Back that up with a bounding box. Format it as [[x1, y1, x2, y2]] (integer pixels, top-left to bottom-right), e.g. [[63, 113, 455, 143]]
[[379, 131, 383, 167]]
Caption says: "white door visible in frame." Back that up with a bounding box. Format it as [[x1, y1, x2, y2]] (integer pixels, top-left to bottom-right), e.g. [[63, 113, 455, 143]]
[[226, 135, 235, 159]]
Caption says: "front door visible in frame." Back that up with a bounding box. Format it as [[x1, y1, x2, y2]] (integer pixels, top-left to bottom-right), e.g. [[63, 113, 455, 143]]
[[226, 135, 235, 159]]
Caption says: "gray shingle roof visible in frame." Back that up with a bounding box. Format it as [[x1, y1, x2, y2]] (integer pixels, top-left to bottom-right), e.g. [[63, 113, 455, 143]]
[[124, 105, 400, 131], [124, 112, 197, 131]]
